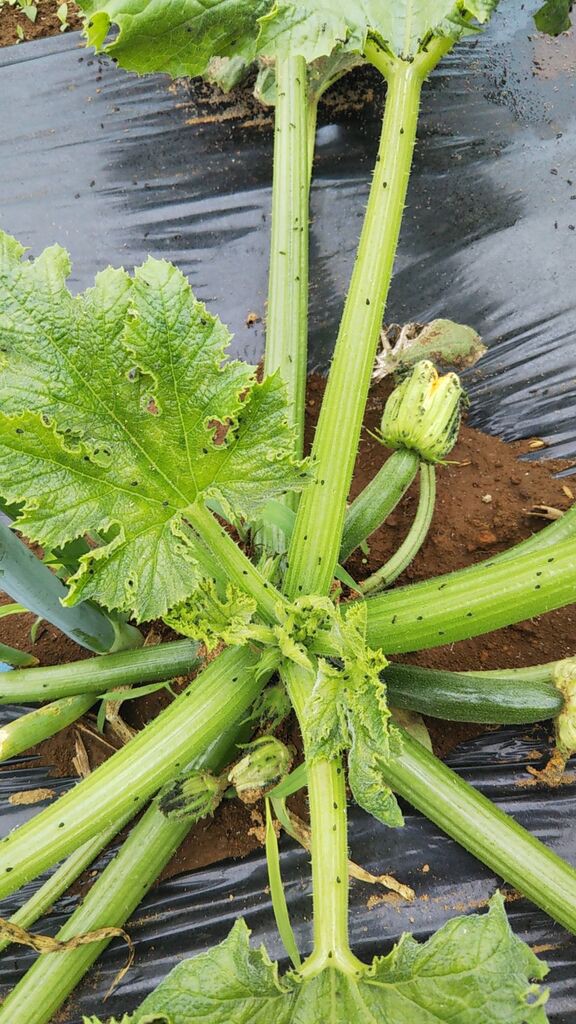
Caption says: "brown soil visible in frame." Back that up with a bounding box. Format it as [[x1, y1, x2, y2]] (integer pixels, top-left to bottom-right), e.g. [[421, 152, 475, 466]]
[[1, 374, 575, 877], [0, 1, 81, 48]]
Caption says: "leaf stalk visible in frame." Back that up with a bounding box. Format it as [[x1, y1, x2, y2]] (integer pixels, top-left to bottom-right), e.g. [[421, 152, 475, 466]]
[[282, 660, 361, 977], [265, 54, 310, 458], [0, 646, 263, 900], [381, 727, 576, 935], [283, 62, 427, 598], [0, 638, 200, 704], [360, 462, 436, 592]]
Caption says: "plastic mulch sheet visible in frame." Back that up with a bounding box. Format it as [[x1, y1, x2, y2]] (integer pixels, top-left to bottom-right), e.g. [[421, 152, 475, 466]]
[[0, 3, 575, 1020]]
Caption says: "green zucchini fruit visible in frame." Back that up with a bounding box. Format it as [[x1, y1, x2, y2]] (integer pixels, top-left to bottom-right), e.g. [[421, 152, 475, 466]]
[[384, 662, 562, 724]]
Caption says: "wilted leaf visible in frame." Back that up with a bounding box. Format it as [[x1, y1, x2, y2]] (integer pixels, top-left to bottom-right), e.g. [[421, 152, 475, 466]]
[[374, 319, 486, 380]]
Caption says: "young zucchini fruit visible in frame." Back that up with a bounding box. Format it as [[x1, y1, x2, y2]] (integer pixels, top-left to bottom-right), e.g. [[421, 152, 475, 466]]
[[340, 361, 464, 562], [384, 662, 563, 724]]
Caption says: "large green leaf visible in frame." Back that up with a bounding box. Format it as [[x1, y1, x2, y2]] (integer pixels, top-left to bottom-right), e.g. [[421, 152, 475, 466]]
[[77, 0, 271, 77], [76, 0, 500, 75], [130, 896, 548, 1023], [76, 0, 572, 90], [256, 0, 499, 62], [0, 234, 303, 621]]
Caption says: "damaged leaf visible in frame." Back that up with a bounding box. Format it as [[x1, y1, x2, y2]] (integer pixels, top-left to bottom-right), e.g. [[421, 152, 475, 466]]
[[165, 582, 259, 651], [134, 897, 549, 1023], [0, 234, 305, 621]]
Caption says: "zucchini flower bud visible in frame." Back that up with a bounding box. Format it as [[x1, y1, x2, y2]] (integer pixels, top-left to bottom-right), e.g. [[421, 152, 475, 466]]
[[229, 736, 293, 803], [381, 360, 465, 463], [554, 658, 576, 760], [158, 767, 225, 823]]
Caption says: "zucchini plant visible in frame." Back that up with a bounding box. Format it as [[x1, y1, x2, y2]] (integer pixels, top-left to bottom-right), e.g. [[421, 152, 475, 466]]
[[0, 1, 575, 1022]]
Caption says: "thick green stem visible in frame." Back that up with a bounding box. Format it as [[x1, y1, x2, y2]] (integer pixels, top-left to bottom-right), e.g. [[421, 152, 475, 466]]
[[0, 819, 131, 956], [0, 695, 96, 760], [0, 645, 262, 900], [461, 659, 572, 683], [284, 64, 426, 599], [278, 58, 445, 972], [340, 449, 420, 563], [490, 500, 576, 562], [260, 56, 310, 556], [0, 521, 142, 654], [307, 97, 319, 182], [359, 536, 576, 653], [361, 463, 436, 592], [0, 725, 245, 1024], [187, 503, 284, 622], [282, 661, 361, 976], [0, 806, 190, 1024], [265, 54, 309, 458], [380, 728, 576, 935], [0, 638, 200, 703]]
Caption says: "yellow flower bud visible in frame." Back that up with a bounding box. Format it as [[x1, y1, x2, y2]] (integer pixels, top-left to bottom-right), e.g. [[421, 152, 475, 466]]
[[381, 360, 465, 462]]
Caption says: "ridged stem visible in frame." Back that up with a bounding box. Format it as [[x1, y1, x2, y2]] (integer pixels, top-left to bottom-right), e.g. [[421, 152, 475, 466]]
[[278, 59, 442, 972], [490, 500, 576, 563], [0, 695, 96, 760], [265, 54, 309, 458], [0, 645, 262, 900], [282, 661, 361, 977], [461, 660, 571, 683], [0, 819, 131, 957], [260, 56, 310, 555], [360, 536, 576, 653], [284, 64, 426, 599], [0, 726, 245, 1024], [186, 503, 284, 621], [380, 728, 576, 935], [0, 639, 200, 703], [0, 811, 189, 1024]]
